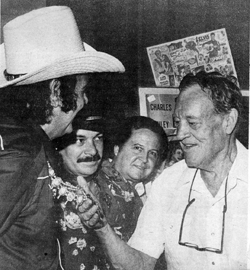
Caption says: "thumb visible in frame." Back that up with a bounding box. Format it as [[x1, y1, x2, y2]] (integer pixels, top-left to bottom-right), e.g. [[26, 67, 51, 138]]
[[77, 175, 90, 192], [76, 175, 100, 206]]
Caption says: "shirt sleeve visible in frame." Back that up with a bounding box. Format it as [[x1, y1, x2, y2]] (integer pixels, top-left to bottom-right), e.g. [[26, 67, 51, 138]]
[[0, 127, 40, 236], [128, 170, 168, 259]]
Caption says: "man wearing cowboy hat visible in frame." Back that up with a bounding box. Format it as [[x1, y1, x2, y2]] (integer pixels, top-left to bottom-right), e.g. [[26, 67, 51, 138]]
[[0, 5, 124, 270]]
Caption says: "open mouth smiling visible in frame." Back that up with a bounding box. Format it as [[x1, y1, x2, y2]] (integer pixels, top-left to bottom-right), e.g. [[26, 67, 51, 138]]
[[181, 143, 196, 151]]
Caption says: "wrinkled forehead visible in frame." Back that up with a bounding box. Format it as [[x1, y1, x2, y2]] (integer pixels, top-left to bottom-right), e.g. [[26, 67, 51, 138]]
[[175, 84, 214, 115]]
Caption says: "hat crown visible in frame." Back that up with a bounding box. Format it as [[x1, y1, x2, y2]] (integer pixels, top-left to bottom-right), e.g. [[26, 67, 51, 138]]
[[0, 6, 125, 88], [3, 6, 83, 74]]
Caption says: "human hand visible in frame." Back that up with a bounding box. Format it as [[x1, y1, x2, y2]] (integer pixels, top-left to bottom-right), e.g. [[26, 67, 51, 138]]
[[76, 176, 107, 229]]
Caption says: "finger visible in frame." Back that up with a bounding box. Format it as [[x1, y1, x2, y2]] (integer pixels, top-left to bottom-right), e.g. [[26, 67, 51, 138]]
[[77, 175, 89, 191], [77, 197, 93, 211], [86, 213, 100, 227], [76, 176, 99, 205], [78, 204, 99, 221]]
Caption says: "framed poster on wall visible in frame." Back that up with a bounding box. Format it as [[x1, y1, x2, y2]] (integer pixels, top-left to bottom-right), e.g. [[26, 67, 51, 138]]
[[147, 28, 237, 87], [139, 87, 179, 136]]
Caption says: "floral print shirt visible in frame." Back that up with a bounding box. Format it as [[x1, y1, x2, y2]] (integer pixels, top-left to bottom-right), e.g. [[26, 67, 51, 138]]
[[96, 159, 143, 242], [52, 159, 143, 270]]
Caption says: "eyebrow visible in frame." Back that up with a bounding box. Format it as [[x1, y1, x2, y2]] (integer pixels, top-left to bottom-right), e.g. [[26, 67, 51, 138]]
[[186, 115, 200, 120], [132, 142, 143, 147], [173, 114, 200, 120], [94, 133, 103, 138], [76, 135, 86, 139], [133, 143, 159, 152], [76, 133, 103, 139]]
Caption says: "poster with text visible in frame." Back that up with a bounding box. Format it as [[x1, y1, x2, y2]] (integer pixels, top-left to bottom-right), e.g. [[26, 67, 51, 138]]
[[147, 28, 237, 87], [139, 88, 179, 136]]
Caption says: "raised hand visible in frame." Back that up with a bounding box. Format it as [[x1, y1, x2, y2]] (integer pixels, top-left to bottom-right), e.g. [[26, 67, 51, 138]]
[[76, 176, 107, 229]]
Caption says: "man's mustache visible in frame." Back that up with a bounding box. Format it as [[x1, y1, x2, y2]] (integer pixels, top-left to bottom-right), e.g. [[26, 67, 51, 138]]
[[77, 154, 101, 163]]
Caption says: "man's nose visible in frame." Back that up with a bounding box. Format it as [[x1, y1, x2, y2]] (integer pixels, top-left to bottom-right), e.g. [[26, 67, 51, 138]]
[[83, 140, 97, 156], [139, 151, 149, 163], [176, 122, 190, 141]]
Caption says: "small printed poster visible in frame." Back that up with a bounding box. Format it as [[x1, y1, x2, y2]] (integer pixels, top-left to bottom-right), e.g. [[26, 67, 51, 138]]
[[139, 88, 179, 136], [147, 28, 237, 87]]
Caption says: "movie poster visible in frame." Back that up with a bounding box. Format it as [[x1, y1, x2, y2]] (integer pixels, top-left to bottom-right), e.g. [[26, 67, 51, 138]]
[[147, 28, 237, 87]]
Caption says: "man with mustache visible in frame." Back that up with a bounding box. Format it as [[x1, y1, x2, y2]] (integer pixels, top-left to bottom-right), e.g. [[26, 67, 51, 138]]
[[77, 72, 248, 270], [57, 118, 104, 180], [52, 109, 108, 269], [53, 114, 168, 269]]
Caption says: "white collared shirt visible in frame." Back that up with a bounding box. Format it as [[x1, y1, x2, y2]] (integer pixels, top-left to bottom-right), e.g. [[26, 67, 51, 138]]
[[129, 140, 248, 270]]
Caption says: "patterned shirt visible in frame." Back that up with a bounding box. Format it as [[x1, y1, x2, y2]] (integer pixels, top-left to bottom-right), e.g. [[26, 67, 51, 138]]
[[56, 159, 143, 270]]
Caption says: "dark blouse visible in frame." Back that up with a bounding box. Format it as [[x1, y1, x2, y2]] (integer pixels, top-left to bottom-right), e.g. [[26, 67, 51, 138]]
[[96, 159, 143, 242]]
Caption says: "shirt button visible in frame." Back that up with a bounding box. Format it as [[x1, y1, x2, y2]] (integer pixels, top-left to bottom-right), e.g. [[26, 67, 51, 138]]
[[212, 262, 215, 265]]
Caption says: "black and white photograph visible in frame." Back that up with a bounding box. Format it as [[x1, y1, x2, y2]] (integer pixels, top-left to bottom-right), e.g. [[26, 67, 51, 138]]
[[0, 0, 249, 269]]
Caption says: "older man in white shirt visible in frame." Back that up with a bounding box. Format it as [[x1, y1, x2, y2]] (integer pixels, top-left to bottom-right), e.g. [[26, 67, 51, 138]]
[[77, 71, 248, 270]]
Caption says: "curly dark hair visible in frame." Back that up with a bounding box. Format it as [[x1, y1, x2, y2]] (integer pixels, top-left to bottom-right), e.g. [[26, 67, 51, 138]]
[[0, 75, 78, 125], [113, 116, 169, 166], [179, 71, 243, 128]]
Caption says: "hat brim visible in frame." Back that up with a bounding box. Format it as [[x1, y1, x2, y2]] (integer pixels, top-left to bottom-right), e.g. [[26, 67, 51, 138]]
[[0, 43, 125, 88]]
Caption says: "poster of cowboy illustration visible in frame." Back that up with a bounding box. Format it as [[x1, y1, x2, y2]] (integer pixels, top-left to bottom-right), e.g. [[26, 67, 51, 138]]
[[147, 28, 237, 87]]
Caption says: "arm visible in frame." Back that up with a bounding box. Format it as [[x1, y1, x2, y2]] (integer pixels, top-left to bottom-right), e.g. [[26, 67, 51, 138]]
[[77, 176, 161, 270], [0, 148, 34, 234], [96, 223, 156, 270], [0, 123, 42, 235]]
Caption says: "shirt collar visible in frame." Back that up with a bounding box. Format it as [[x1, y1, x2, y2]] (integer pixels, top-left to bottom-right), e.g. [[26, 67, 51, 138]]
[[179, 140, 248, 198], [231, 140, 248, 180]]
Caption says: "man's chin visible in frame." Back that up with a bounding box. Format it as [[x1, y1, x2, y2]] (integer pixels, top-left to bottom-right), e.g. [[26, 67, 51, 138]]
[[185, 158, 198, 168], [79, 171, 96, 178], [128, 173, 147, 184]]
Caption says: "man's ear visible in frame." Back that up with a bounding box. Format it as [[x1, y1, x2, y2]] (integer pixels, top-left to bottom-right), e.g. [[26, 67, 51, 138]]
[[223, 108, 238, 134], [114, 145, 119, 156], [50, 79, 62, 107]]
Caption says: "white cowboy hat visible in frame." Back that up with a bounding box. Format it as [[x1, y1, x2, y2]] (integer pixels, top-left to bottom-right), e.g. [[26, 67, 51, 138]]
[[0, 6, 125, 88]]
